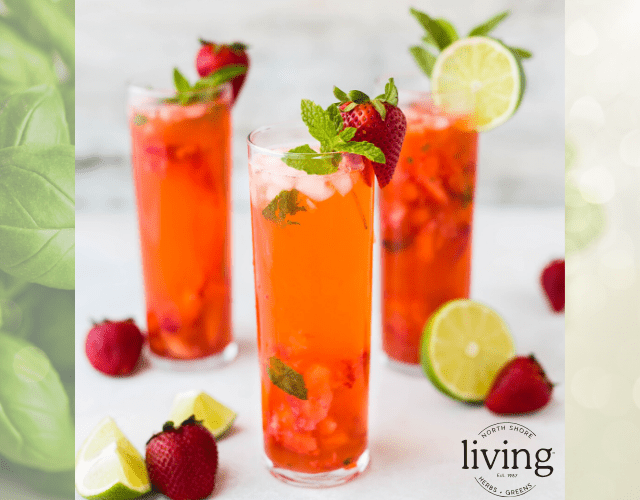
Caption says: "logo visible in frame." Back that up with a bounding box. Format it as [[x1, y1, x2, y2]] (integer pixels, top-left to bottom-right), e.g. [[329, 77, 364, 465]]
[[461, 422, 554, 497]]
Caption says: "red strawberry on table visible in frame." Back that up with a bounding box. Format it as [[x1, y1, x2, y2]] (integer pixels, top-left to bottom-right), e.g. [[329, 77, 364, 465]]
[[196, 40, 249, 103], [85, 318, 145, 376], [541, 258, 565, 313], [146, 416, 218, 500], [334, 79, 407, 188], [485, 355, 554, 415]]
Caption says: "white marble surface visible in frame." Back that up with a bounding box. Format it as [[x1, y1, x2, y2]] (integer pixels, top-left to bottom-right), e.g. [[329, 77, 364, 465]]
[[75, 202, 565, 499], [76, 0, 564, 206]]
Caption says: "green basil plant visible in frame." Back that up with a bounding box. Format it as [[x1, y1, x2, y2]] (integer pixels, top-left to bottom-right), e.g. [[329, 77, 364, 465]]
[[0, 1, 75, 497]]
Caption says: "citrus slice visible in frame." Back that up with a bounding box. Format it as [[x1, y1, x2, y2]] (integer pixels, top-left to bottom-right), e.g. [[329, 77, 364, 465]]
[[169, 390, 237, 439], [420, 299, 516, 403], [431, 36, 525, 131], [75, 417, 150, 500]]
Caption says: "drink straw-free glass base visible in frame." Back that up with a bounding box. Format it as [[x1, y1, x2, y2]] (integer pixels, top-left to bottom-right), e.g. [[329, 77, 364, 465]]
[[264, 449, 370, 488], [145, 341, 238, 371]]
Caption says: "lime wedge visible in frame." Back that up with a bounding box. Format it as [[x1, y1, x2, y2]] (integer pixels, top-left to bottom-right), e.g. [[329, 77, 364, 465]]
[[169, 390, 237, 439], [431, 36, 525, 131], [75, 417, 150, 500], [420, 299, 516, 403]]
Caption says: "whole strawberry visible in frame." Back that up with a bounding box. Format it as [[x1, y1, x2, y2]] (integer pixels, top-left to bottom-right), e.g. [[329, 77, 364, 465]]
[[196, 40, 249, 103], [146, 416, 218, 500], [541, 259, 564, 313], [85, 319, 144, 376], [334, 79, 407, 187], [485, 355, 554, 415]]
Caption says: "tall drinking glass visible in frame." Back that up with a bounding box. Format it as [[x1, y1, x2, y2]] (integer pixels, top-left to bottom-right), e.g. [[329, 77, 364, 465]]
[[128, 84, 237, 368], [380, 88, 478, 368], [248, 123, 374, 486]]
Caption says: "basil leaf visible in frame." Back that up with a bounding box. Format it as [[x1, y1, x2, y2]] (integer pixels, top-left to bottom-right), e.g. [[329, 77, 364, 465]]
[[0, 332, 74, 471], [267, 356, 308, 400], [8, 285, 75, 373], [59, 83, 75, 144], [2, 0, 75, 73], [0, 19, 58, 98], [0, 145, 75, 290], [0, 85, 70, 148]]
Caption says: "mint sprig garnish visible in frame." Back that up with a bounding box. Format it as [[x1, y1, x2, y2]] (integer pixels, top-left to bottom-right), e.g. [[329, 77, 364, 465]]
[[282, 88, 388, 174], [261, 189, 306, 225], [165, 65, 247, 105], [266, 356, 308, 400], [409, 8, 532, 78]]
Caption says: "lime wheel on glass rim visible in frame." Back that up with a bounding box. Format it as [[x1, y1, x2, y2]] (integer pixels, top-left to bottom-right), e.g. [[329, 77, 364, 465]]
[[431, 36, 526, 131]]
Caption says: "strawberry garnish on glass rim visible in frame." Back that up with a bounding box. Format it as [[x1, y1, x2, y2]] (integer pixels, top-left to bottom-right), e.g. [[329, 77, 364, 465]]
[[196, 40, 249, 104], [334, 79, 407, 187], [283, 78, 406, 188]]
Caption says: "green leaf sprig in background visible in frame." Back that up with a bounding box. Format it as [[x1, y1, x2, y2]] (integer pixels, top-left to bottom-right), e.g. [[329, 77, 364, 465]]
[[0, 1, 75, 497], [409, 8, 532, 79]]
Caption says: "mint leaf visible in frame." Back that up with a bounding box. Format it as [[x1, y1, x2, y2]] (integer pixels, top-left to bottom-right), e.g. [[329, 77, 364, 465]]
[[267, 356, 308, 400], [326, 103, 344, 133], [133, 114, 148, 126], [334, 141, 385, 164], [509, 46, 533, 59], [410, 45, 437, 78], [173, 68, 191, 93], [468, 10, 510, 36], [283, 145, 338, 175], [166, 65, 247, 105], [410, 8, 453, 51], [338, 127, 356, 142], [262, 189, 307, 225], [301, 99, 340, 149], [192, 64, 246, 90], [436, 18, 459, 43]]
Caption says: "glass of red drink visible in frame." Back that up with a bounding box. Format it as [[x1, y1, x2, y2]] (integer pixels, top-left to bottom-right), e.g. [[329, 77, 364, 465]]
[[380, 84, 478, 370], [128, 83, 238, 368]]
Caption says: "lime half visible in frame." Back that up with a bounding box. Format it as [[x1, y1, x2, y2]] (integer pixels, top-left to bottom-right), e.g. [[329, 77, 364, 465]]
[[169, 390, 237, 439], [75, 417, 150, 500], [420, 299, 516, 403], [431, 36, 525, 131]]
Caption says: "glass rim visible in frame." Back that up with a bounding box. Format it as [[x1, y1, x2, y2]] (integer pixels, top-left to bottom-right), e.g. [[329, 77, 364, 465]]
[[376, 73, 476, 115], [247, 121, 342, 159], [127, 80, 233, 106]]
